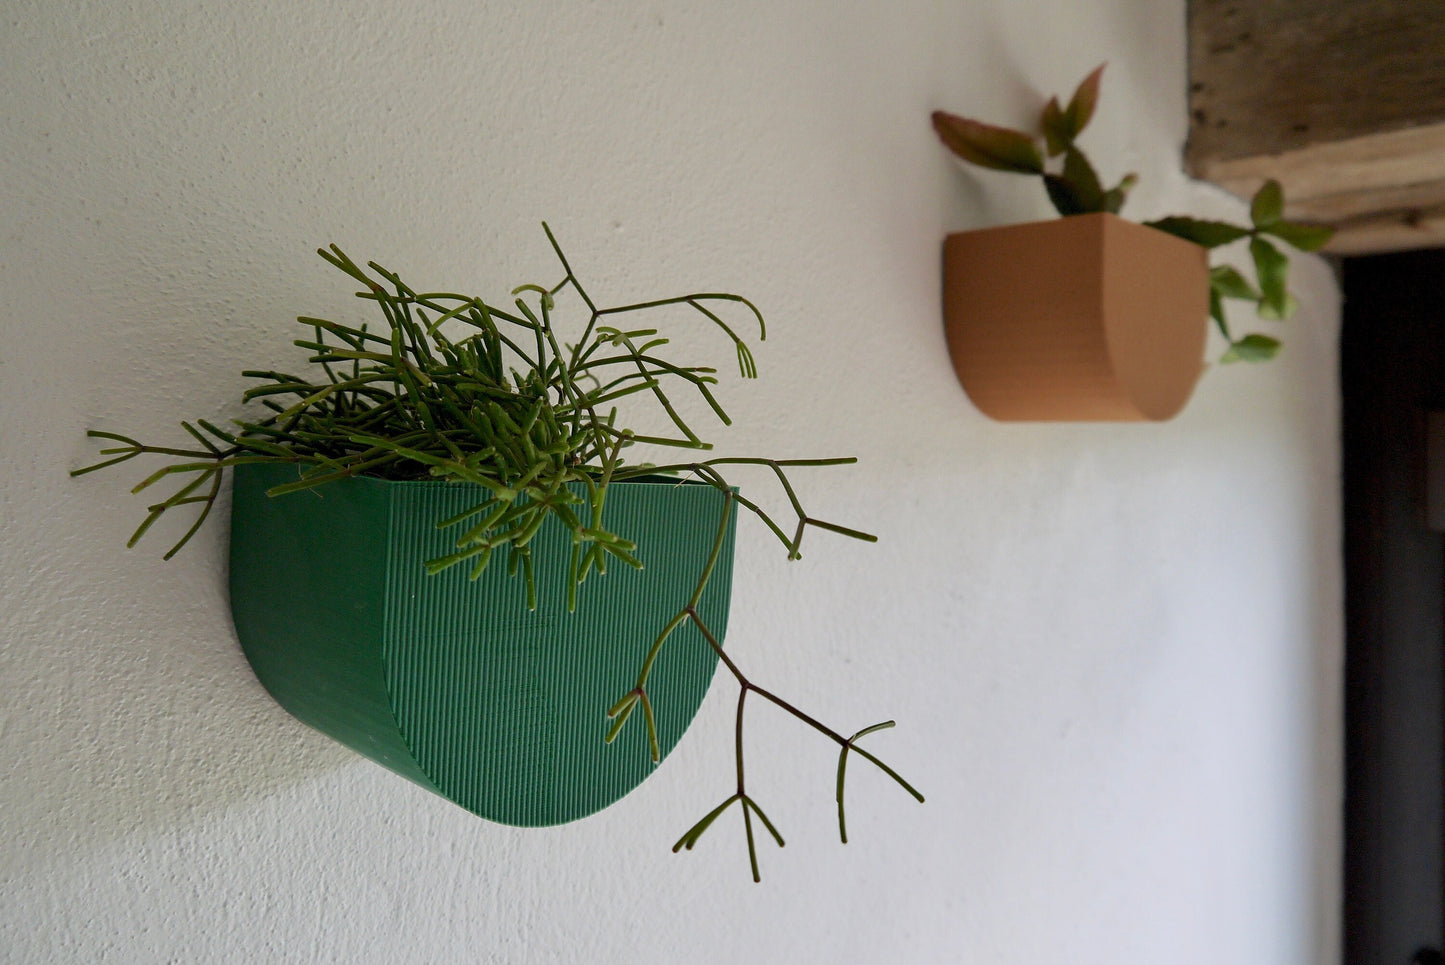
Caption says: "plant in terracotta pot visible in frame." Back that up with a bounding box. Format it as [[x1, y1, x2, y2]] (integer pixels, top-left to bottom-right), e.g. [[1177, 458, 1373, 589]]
[[72, 225, 922, 881], [931, 64, 1333, 421]]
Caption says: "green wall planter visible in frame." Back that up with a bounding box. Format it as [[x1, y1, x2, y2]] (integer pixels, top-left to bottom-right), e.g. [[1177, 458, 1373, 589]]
[[229, 462, 736, 827]]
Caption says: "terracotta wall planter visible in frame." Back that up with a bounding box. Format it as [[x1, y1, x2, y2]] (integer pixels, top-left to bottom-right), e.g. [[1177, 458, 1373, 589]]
[[229, 462, 736, 827], [942, 212, 1210, 422]]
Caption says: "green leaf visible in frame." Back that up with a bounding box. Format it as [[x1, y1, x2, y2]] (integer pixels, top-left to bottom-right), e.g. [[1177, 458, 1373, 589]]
[[1249, 179, 1284, 228], [1044, 175, 1086, 216], [1101, 173, 1137, 215], [1220, 334, 1281, 364], [1044, 147, 1106, 216], [931, 111, 1044, 173], [1263, 220, 1334, 252], [1256, 292, 1299, 321], [1210, 265, 1260, 301], [1062, 147, 1105, 212], [1040, 97, 1070, 156], [1143, 217, 1250, 248], [1064, 63, 1105, 138], [1209, 288, 1231, 341], [1249, 236, 1290, 317]]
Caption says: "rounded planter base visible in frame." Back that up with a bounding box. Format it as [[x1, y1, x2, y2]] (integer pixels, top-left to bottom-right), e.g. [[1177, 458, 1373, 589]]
[[942, 212, 1209, 422], [229, 463, 736, 827]]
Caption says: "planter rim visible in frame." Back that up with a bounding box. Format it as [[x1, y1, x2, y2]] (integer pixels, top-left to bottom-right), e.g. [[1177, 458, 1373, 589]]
[[944, 210, 1200, 243], [249, 469, 720, 492]]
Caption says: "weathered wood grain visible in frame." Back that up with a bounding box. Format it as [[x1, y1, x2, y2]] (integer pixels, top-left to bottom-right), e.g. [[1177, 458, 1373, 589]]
[[1187, 0, 1445, 253], [1187, 0, 1445, 163]]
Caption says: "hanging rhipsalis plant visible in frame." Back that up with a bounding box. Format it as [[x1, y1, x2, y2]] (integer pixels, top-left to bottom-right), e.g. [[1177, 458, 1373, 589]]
[[72, 224, 922, 881], [932, 64, 1333, 363]]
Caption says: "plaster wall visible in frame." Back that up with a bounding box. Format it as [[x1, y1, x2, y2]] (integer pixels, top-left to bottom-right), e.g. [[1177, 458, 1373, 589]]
[[0, 1, 1343, 962]]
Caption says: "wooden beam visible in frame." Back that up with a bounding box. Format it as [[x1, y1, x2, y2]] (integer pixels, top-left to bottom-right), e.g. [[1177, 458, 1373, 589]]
[[1322, 206, 1445, 257], [1194, 122, 1445, 254], [1187, 0, 1445, 255], [1187, 0, 1445, 162]]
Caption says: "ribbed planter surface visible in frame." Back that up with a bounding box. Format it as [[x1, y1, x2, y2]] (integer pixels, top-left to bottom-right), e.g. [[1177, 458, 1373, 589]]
[[229, 462, 735, 827], [942, 212, 1209, 422]]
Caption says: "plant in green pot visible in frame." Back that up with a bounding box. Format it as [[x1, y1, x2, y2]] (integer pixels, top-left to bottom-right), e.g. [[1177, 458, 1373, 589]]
[[931, 64, 1332, 421], [73, 225, 922, 881]]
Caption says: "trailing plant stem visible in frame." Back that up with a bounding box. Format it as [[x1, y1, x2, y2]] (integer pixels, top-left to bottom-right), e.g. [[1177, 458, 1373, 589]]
[[624, 492, 922, 881]]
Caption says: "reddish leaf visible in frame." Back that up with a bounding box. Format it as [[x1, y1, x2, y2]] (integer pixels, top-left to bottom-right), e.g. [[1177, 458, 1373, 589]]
[[1041, 97, 1070, 156], [931, 111, 1044, 174], [1064, 63, 1105, 137]]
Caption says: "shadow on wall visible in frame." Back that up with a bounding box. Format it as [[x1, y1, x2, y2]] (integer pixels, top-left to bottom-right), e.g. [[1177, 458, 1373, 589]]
[[0, 503, 358, 884]]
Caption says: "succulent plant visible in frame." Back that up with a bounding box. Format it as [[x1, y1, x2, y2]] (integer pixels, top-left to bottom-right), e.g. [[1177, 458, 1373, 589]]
[[932, 64, 1333, 363]]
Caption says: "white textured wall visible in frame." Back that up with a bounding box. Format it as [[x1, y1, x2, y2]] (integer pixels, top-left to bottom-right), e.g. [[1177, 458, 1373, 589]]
[[0, 2, 1342, 962]]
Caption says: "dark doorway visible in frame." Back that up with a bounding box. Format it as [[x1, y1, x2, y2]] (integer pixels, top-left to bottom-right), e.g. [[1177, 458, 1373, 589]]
[[1342, 248, 1445, 964]]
